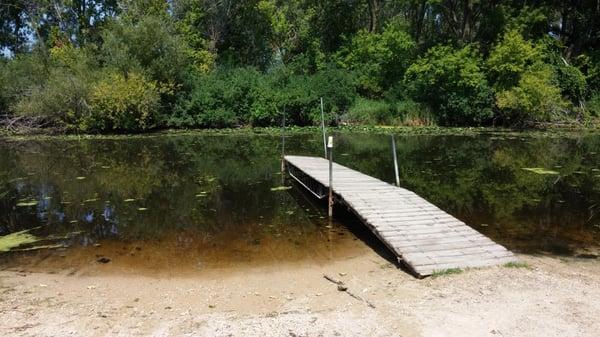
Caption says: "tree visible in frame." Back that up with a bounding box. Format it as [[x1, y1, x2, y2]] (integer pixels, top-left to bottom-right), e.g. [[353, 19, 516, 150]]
[[404, 45, 493, 126], [336, 22, 416, 97], [487, 30, 540, 90]]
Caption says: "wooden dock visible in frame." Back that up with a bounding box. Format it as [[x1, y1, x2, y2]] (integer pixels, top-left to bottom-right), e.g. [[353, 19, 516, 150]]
[[284, 155, 516, 277]]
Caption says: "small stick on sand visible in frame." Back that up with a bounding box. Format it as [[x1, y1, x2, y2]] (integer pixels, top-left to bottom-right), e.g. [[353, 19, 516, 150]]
[[323, 274, 376, 308]]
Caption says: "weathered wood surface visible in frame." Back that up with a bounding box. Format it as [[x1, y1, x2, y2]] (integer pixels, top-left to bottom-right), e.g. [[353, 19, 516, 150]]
[[284, 155, 516, 277]]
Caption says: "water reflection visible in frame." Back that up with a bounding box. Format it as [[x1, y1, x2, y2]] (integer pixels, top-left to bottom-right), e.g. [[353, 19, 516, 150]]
[[1, 131, 600, 272]]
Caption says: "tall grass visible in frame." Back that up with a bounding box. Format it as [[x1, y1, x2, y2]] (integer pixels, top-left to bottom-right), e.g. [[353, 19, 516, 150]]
[[345, 97, 435, 126]]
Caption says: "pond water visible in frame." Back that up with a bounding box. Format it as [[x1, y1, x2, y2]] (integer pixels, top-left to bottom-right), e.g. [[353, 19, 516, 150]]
[[1, 131, 600, 274]]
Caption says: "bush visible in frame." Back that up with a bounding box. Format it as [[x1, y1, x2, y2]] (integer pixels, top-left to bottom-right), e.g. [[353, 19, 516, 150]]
[[171, 65, 356, 128], [495, 66, 568, 124], [404, 45, 494, 126], [83, 72, 161, 132], [555, 63, 586, 103], [587, 94, 600, 117], [170, 67, 261, 128], [12, 46, 97, 129], [487, 30, 539, 89]]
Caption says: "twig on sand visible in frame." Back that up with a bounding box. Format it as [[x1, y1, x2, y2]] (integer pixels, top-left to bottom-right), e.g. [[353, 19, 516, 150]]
[[323, 274, 376, 308]]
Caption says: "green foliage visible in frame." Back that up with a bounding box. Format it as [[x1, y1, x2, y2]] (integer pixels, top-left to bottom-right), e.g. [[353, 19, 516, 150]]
[[347, 98, 393, 125], [12, 45, 98, 129], [555, 63, 587, 103], [404, 45, 493, 126], [101, 15, 189, 84], [337, 23, 416, 96], [487, 30, 540, 90], [83, 72, 161, 132], [587, 94, 600, 117], [170, 67, 262, 128], [2, 0, 600, 132], [495, 66, 568, 124], [170, 65, 355, 128]]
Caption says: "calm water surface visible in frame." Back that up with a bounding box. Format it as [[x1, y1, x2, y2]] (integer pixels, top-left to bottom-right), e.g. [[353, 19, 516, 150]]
[[1, 131, 600, 273]]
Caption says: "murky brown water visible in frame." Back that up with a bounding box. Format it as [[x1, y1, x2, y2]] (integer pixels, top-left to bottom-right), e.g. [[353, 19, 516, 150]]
[[1, 130, 600, 274]]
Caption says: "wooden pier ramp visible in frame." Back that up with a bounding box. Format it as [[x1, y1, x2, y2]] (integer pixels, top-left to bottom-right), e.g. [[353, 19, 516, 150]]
[[284, 155, 516, 277]]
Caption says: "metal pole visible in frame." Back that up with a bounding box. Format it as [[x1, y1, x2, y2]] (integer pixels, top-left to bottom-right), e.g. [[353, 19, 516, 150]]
[[391, 134, 400, 186], [328, 136, 334, 218], [281, 108, 286, 175], [320, 97, 327, 158]]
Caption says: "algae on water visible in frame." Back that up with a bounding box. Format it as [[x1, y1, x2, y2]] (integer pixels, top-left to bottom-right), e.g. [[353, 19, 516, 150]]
[[521, 167, 560, 175], [0, 229, 41, 252], [271, 186, 292, 191]]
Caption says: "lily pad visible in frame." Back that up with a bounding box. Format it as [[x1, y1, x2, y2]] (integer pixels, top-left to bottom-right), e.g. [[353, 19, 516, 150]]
[[521, 167, 560, 175], [16, 200, 38, 207], [271, 186, 292, 191]]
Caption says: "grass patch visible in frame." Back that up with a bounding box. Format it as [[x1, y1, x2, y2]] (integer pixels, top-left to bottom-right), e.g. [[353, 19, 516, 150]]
[[503, 261, 531, 269], [431, 268, 463, 278]]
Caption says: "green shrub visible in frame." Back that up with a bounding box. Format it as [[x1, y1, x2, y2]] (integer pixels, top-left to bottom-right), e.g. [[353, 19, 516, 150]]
[[587, 94, 600, 117], [83, 72, 161, 131], [12, 46, 97, 129], [495, 66, 568, 124], [170, 67, 261, 128], [554, 62, 587, 103], [404, 45, 494, 126], [307, 67, 356, 124], [171, 65, 356, 128], [487, 30, 539, 89]]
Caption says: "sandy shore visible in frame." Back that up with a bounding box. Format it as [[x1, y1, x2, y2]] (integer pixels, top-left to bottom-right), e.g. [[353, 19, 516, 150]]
[[1, 250, 599, 337]]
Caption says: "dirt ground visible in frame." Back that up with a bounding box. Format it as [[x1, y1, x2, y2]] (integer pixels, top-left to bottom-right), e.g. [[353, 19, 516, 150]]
[[1, 250, 599, 337]]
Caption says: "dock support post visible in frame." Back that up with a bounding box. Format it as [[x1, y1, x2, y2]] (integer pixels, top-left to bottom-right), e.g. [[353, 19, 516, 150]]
[[391, 135, 400, 186], [327, 136, 334, 218]]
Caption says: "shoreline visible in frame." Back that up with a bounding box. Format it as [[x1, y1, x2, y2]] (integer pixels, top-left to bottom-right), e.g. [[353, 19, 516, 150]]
[[3, 124, 600, 141], [1, 251, 599, 336]]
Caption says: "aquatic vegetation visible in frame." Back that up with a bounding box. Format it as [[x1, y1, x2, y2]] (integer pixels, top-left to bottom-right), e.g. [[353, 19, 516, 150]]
[[16, 199, 38, 207], [270, 186, 292, 191], [0, 229, 40, 252], [521, 167, 560, 175]]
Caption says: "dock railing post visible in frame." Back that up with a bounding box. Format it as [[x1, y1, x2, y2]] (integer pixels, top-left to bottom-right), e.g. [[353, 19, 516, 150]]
[[320, 97, 327, 158], [327, 136, 334, 218], [281, 108, 286, 177], [391, 135, 400, 186]]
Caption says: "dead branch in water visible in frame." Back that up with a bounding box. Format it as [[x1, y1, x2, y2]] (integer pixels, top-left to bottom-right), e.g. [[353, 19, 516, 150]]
[[323, 274, 376, 308]]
